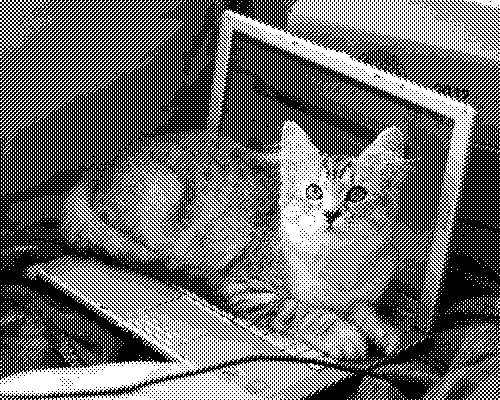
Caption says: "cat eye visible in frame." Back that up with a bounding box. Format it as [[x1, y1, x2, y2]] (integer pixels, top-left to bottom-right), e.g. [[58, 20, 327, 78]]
[[346, 185, 367, 202], [306, 183, 323, 201]]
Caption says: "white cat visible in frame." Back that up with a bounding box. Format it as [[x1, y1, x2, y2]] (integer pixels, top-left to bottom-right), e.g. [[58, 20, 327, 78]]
[[62, 122, 412, 360], [280, 120, 412, 313], [221, 120, 413, 359]]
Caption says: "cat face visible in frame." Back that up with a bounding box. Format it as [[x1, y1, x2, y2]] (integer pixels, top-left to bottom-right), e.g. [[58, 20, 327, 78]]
[[280, 121, 412, 246]]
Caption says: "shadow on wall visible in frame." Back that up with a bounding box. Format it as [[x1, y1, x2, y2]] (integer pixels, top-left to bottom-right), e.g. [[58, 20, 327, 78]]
[[2, 1, 213, 198]]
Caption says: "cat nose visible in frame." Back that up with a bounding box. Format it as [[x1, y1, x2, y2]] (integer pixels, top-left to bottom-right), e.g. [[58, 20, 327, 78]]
[[324, 210, 341, 225]]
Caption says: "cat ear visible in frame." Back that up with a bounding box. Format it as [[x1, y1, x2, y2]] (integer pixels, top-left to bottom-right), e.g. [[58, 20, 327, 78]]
[[365, 125, 408, 159], [359, 126, 417, 189], [280, 120, 320, 160], [279, 121, 321, 208], [386, 157, 414, 188]]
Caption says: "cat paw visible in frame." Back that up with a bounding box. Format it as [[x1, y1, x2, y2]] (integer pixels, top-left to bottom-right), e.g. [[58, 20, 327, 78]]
[[293, 308, 368, 360], [308, 319, 368, 360], [347, 302, 402, 357], [271, 297, 302, 334], [227, 292, 278, 314], [222, 278, 278, 310], [221, 278, 276, 298]]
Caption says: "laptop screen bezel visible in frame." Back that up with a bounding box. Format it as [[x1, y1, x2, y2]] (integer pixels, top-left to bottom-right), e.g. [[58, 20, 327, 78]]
[[208, 10, 475, 333]]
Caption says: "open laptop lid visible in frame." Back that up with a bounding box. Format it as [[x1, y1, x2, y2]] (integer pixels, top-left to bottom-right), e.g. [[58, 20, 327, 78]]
[[208, 11, 475, 336]]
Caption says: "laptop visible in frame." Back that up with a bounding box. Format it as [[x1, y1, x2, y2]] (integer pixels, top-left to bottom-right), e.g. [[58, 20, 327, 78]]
[[31, 10, 474, 399]]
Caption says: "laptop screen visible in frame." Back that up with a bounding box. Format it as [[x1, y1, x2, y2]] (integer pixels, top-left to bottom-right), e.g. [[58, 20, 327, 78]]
[[209, 11, 474, 335]]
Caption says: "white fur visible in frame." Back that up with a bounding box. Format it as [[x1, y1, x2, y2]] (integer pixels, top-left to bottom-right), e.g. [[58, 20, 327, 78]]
[[279, 121, 411, 312]]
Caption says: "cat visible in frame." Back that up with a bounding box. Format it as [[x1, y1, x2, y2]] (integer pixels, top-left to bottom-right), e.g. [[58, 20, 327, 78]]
[[7, 122, 414, 398], [62, 122, 412, 359], [218, 120, 413, 359]]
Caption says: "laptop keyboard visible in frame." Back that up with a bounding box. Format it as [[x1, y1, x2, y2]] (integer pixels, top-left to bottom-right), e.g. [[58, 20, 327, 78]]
[[33, 256, 351, 399]]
